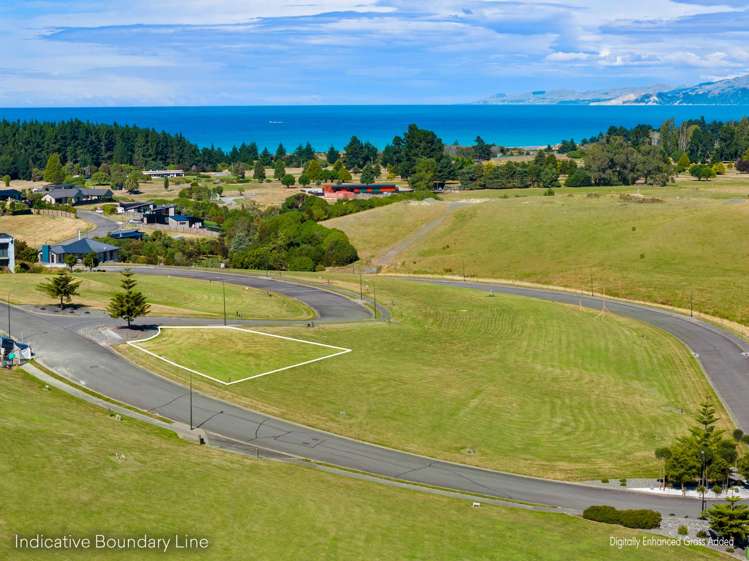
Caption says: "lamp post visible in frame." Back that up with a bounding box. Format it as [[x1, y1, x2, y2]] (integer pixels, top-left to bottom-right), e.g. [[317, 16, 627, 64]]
[[690, 290, 694, 318], [700, 449, 706, 514], [222, 280, 227, 326], [189, 371, 194, 431]]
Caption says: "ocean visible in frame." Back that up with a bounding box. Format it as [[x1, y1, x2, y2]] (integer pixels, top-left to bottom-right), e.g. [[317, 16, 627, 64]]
[[2, 105, 749, 151]]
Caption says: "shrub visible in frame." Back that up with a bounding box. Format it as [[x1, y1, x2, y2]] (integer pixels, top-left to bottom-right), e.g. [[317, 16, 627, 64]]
[[696, 530, 708, 539], [618, 509, 662, 529], [582, 505, 661, 529], [583, 505, 621, 525], [677, 525, 689, 535]]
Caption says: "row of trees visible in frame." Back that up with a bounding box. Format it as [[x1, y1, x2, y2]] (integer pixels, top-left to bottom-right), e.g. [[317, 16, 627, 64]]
[[585, 118, 749, 165]]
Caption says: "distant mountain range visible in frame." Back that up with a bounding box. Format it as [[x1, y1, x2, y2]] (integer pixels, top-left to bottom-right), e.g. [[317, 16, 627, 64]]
[[477, 75, 749, 105]]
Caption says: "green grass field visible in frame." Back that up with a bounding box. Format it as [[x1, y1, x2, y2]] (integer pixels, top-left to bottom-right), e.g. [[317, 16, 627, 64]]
[[119, 279, 723, 480], [1, 272, 313, 319], [1, 369, 724, 561], [134, 327, 347, 383], [326, 175, 749, 326]]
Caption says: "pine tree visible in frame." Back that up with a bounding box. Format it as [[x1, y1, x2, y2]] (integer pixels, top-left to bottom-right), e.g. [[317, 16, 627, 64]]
[[326, 146, 339, 164], [273, 159, 286, 179], [107, 269, 150, 328], [43, 153, 65, 184], [253, 160, 266, 181], [706, 496, 749, 542], [37, 269, 81, 309]]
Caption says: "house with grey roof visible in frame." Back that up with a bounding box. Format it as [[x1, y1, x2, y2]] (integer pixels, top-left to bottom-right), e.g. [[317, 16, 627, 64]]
[[39, 238, 119, 266], [42, 187, 113, 206]]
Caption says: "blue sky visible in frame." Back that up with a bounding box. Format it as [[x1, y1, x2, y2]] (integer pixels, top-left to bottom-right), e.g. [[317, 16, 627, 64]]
[[0, 0, 747, 106]]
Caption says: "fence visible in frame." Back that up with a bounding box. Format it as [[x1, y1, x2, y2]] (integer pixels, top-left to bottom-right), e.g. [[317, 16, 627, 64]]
[[142, 223, 219, 237], [33, 208, 76, 219]]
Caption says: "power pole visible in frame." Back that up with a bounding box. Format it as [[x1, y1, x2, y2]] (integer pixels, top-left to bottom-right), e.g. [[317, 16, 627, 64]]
[[359, 272, 363, 300], [6, 292, 10, 338], [373, 283, 377, 319]]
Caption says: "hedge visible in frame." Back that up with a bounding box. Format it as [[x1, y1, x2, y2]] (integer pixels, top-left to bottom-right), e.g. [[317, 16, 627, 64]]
[[582, 505, 661, 529]]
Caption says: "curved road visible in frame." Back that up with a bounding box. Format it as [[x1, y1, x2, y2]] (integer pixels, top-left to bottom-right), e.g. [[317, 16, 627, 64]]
[[5, 268, 749, 516]]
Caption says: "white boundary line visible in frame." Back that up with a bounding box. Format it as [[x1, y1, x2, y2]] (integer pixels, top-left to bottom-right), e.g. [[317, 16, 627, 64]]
[[127, 325, 352, 386]]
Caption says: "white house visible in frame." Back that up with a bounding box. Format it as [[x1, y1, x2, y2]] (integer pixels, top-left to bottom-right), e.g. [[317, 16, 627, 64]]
[[143, 169, 185, 179], [0, 232, 15, 272]]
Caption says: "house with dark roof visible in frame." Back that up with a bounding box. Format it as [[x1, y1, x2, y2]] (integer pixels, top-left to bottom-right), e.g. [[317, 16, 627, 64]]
[[168, 214, 203, 228], [109, 229, 144, 240], [142, 204, 176, 225], [39, 238, 119, 266], [42, 187, 113, 206], [0, 189, 22, 201], [118, 201, 156, 215]]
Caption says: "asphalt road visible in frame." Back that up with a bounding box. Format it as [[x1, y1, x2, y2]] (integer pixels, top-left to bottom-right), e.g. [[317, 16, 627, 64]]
[[5, 269, 749, 516], [61, 210, 120, 244]]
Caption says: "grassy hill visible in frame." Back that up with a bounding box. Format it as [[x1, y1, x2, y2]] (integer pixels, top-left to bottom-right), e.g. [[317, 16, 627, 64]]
[[120, 278, 722, 480], [325, 175, 749, 325], [0, 369, 726, 561]]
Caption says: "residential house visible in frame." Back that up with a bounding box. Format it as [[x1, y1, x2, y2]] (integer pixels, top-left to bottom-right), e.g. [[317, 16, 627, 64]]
[[0, 189, 23, 201], [143, 169, 184, 179], [39, 238, 119, 266], [0, 233, 15, 272]]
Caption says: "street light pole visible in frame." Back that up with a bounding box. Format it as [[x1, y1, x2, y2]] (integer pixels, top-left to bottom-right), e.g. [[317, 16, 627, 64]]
[[700, 450, 706, 514], [189, 371, 194, 431], [7, 291, 10, 338], [690, 290, 694, 318], [222, 281, 227, 326]]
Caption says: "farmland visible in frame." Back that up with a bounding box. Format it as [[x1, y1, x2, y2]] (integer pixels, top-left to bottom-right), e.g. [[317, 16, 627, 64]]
[[326, 174, 749, 326]]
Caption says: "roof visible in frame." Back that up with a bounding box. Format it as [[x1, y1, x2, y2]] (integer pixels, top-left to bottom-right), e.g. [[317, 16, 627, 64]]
[[0, 188, 22, 198], [49, 238, 119, 255], [81, 188, 112, 196], [45, 188, 82, 200], [120, 201, 153, 209], [0, 232, 12, 239]]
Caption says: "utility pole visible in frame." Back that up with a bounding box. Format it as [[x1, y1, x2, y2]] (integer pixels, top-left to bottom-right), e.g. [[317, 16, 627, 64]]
[[359, 272, 363, 300], [222, 280, 227, 326], [462, 260, 466, 282], [590, 271, 594, 296], [373, 283, 377, 319], [6, 291, 10, 338]]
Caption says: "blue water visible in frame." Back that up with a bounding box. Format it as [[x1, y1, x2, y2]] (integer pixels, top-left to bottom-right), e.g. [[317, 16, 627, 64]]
[[1, 105, 749, 151]]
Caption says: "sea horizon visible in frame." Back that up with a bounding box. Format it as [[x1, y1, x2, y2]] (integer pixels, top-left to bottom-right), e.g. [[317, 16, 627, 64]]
[[2, 104, 749, 151]]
